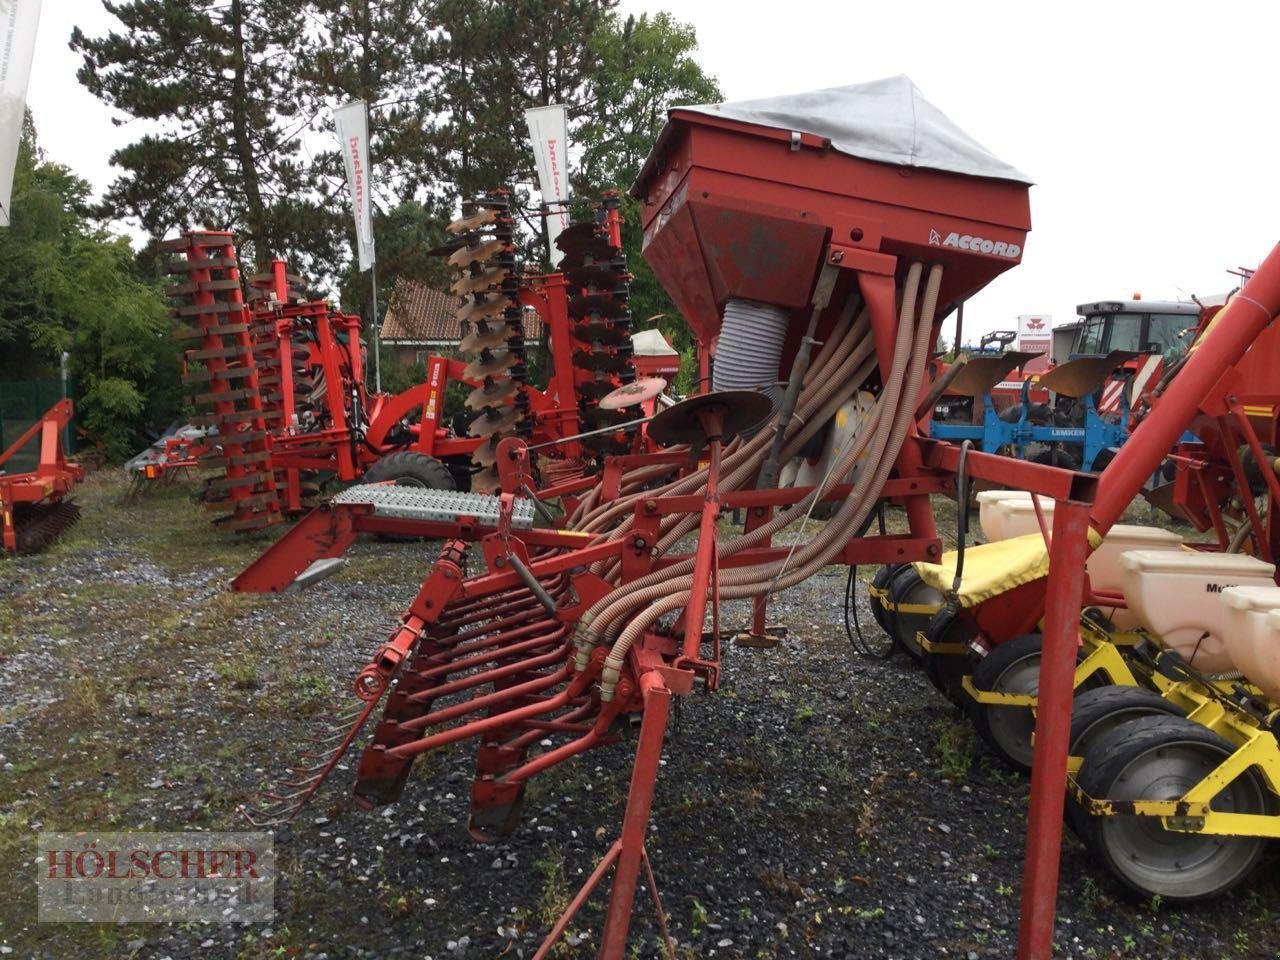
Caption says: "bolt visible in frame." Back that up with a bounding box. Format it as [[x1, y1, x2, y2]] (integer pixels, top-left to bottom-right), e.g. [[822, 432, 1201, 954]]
[[830, 250, 844, 263], [927, 544, 939, 557], [494, 556, 506, 568]]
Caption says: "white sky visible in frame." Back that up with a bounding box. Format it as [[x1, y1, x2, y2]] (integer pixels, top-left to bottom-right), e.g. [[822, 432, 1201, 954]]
[[23, 0, 1280, 343]]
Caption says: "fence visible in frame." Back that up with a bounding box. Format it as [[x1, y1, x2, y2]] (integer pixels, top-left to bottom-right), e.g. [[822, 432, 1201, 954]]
[[0, 379, 74, 473]]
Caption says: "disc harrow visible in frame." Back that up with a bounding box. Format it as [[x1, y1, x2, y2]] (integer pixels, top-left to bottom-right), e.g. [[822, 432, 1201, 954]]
[[166, 231, 281, 530], [447, 193, 530, 493], [556, 193, 637, 456]]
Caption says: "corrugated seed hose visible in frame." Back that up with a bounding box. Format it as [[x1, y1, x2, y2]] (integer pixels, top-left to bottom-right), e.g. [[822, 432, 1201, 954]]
[[592, 263, 943, 698]]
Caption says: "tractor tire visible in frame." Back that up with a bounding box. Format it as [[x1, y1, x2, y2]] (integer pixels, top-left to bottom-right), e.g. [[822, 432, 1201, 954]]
[[1075, 716, 1271, 902], [362, 451, 455, 541], [363, 450, 456, 490]]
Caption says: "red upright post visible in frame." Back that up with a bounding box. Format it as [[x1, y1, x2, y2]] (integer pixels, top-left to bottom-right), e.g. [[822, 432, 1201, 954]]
[[1016, 497, 1091, 960], [598, 671, 672, 958]]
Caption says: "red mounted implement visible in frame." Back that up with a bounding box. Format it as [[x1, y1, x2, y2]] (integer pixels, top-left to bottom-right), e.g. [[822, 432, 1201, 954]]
[[0, 399, 84, 554], [238, 77, 1123, 960]]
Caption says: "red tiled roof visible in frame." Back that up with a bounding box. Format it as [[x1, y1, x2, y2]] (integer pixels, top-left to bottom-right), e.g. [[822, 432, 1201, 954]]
[[380, 277, 543, 344]]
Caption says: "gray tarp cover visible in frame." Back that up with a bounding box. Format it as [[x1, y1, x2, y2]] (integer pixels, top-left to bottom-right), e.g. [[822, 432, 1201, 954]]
[[677, 75, 1032, 185]]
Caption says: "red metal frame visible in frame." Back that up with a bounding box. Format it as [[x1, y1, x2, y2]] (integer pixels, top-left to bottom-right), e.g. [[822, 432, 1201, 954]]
[[237, 106, 1280, 960], [0, 399, 84, 553]]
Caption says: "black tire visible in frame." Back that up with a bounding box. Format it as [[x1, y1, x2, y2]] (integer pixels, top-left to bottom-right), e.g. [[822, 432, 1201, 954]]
[[1076, 715, 1271, 902], [362, 451, 455, 541], [1089, 447, 1117, 474], [1069, 686, 1185, 758], [869, 564, 906, 634], [919, 607, 975, 704], [363, 450, 456, 490], [969, 634, 1100, 772], [1030, 447, 1082, 471], [1063, 687, 1186, 838], [885, 566, 944, 664]]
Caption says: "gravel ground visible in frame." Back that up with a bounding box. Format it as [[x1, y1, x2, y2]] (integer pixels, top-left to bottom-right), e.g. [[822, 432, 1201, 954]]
[[2, 472, 1279, 959]]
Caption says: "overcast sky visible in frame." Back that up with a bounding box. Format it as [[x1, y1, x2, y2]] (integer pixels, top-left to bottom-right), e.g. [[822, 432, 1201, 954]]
[[23, 1, 1280, 343]]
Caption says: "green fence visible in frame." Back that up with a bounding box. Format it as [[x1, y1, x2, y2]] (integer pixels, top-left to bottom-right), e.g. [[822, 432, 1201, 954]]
[[0, 379, 73, 473]]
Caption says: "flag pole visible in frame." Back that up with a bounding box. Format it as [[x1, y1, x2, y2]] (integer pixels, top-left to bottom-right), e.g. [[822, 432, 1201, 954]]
[[371, 259, 381, 392], [366, 101, 380, 393]]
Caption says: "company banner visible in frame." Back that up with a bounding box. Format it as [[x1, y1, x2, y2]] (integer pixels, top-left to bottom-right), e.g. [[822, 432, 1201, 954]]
[[1017, 315, 1052, 374], [0, 0, 42, 228], [334, 100, 374, 270], [524, 105, 570, 266]]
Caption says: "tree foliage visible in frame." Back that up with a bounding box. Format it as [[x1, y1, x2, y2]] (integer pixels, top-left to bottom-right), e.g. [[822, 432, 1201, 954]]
[[71, 0, 334, 273], [51, 1, 721, 450], [0, 114, 178, 460]]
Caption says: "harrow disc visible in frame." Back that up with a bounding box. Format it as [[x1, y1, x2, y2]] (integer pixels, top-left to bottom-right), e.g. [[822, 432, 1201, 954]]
[[466, 379, 521, 410]]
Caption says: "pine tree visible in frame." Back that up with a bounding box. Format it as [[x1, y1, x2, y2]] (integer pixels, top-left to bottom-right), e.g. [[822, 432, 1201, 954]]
[[71, 0, 331, 271]]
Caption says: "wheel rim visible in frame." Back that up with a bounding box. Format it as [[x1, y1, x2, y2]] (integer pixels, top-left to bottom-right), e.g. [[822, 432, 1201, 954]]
[[982, 653, 1040, 769], [395, 476, 427, 488], [1099, 740, 1267, 898]]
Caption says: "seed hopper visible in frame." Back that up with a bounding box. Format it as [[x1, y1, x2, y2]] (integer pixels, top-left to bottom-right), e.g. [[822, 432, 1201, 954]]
[[245, 78, 1120, 958]]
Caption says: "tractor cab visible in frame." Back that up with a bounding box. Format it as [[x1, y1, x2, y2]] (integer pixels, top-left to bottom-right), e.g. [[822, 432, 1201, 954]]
[[1072, 299, 1201, 365]]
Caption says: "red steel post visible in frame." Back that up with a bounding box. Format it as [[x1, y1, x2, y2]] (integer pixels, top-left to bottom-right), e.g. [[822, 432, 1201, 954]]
[[680, 411, 723, 660], [598, 670, 672, 958], [1016, 497, 1091, 960]]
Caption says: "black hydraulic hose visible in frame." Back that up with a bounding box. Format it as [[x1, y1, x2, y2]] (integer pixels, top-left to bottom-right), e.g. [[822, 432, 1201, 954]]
[[844, 495, 895, 659]]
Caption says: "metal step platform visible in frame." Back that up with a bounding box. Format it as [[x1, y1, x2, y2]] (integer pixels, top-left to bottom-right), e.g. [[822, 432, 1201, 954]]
[[231, 485, 544, 593], [331, 485, 535, 528]]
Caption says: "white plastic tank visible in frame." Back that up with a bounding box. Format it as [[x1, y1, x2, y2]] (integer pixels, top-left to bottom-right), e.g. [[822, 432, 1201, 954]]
[[991, 496, 1056, 542], [1121, 550, 1277, 673], [976, 490, 1034, 542], [1087, 525, 1184, 593], [1221, 586, 1280, 702]]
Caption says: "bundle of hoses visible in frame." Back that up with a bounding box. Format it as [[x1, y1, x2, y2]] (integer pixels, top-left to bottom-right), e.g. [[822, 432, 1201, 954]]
[[567, 263, 943, 698]]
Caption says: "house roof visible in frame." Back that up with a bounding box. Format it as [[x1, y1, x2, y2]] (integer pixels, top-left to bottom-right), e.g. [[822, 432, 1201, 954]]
[[380, 277, 543, 343]]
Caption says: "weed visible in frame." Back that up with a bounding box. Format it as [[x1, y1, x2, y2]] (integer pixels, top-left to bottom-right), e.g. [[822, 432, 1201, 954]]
[[690, 898, 709, 935], [63, 673, 103, 717], [995, 882, 1013, 897], [215, 656, 260, 689], [854, 906, 885, 920], [933, 715, 975, 781], [531, 848, 572, 956]]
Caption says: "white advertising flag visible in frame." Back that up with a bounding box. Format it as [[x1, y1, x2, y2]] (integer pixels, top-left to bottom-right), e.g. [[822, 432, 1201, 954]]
[[524, 105, 570, 266], [334, 99, 375, 270], [0, 0, 42, 228]]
